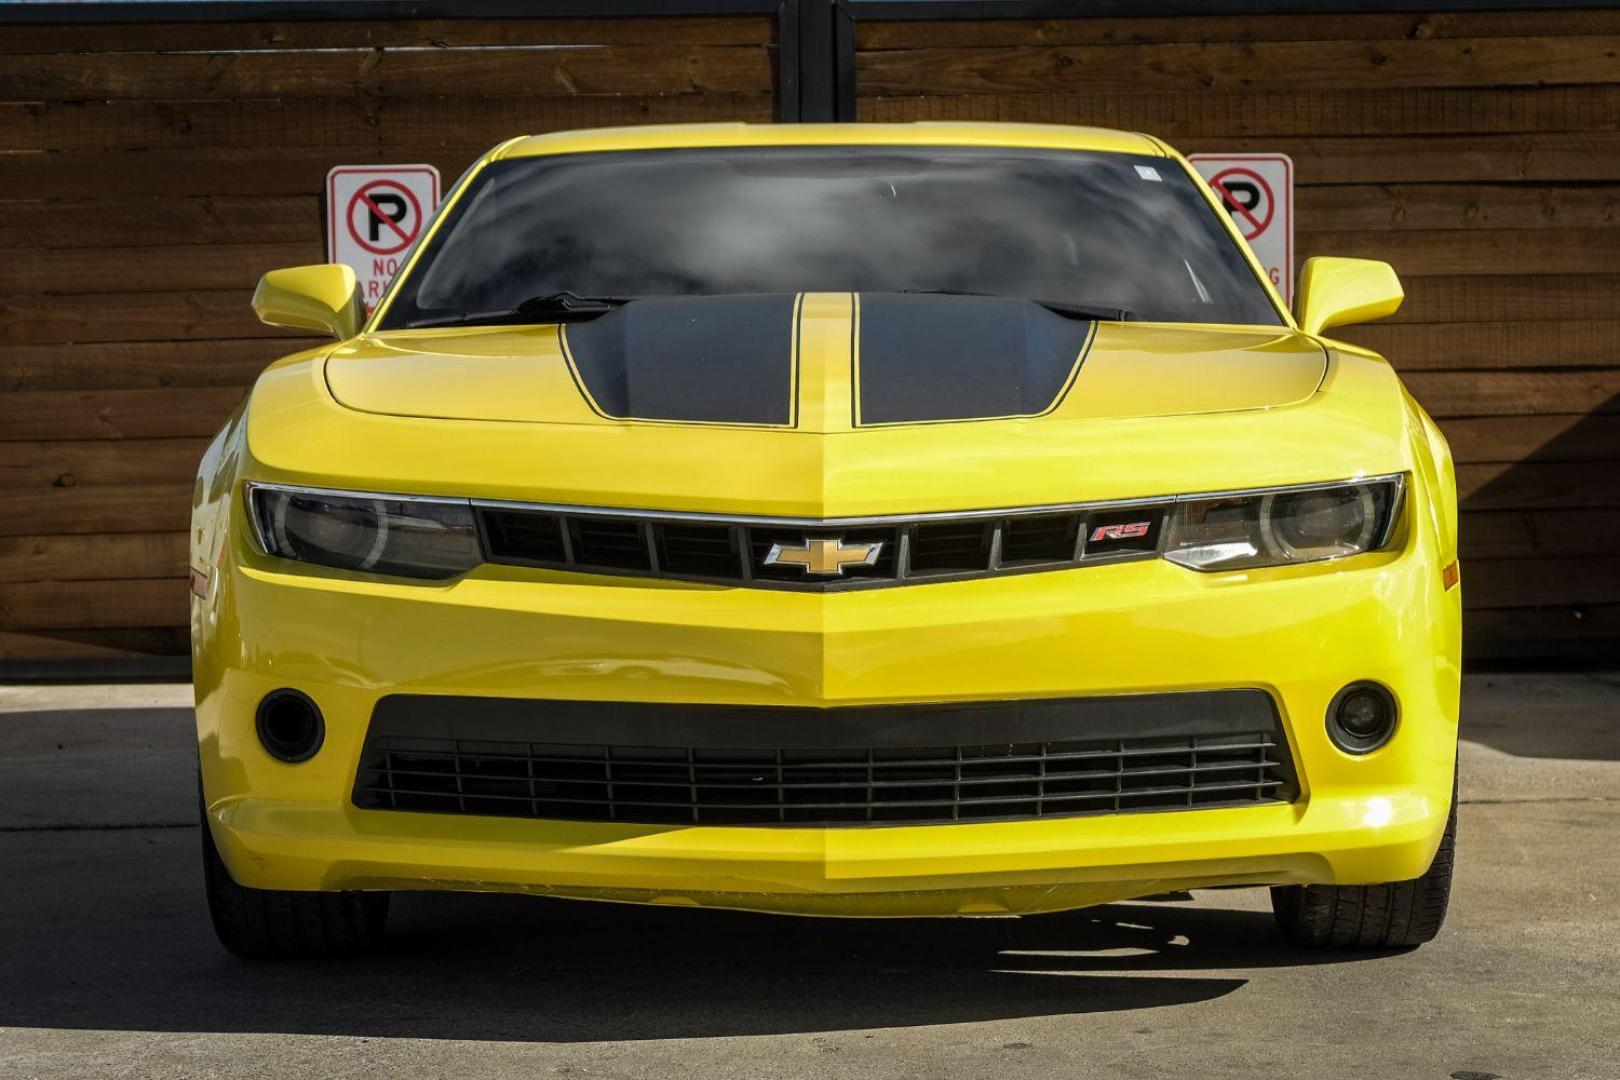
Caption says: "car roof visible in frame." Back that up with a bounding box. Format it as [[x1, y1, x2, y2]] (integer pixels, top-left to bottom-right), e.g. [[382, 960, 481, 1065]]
[[493, 122, 1165, 162]]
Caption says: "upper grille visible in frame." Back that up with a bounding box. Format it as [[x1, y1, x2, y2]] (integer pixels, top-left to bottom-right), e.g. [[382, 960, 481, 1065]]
[[477, 501, 1170, 591], [351, 691, 1298, 828]]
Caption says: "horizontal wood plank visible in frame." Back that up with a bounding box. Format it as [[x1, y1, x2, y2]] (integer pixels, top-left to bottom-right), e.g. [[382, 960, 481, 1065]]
[[856, 11, 1620, 49], [2, 338, 303, 392], [1462, 508, 1620, 559], [1343, 322, 1620, 371], [0, 145, 493, 198], [0, 45, 774, 101], [0, 532, 187, 583], [0, 243, 322, 295], [857, 85, 1620, 138], [1463, 605, 1620, 652], [0, 196, 319, 250], [1296, 185, 1620, 232], [0, 485, 192, 537], [1458, 462, 1620, 510], [856, 37, 1620, 96], [1298, 228, 1620, 278], [0, 16, 775, 54], [1, 292, 286, 345], [0, 577, 186, 630], [0, 438, 211, 489], [1438, 415, 1620, 464], [1389, 275, 1620, 324], [0, 93, 774, 154], [1175, 133, 1620, 184], [0, 626, 188, 662], [1302, 228, 1620, 281], [1405, 371, 1620, 419], [0, 388, 244, 441], [1462, 556, 1620, 609]]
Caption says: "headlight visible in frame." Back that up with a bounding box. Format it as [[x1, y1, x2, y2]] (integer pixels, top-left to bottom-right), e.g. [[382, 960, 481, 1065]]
[[246, 484, 480, 579], [1164, 476, 1403, 571]]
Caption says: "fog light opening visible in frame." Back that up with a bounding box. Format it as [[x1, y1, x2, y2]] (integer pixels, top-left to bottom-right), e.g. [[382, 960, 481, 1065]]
[[255, 689, 325, 763], [1326, 681, 1398, 755]]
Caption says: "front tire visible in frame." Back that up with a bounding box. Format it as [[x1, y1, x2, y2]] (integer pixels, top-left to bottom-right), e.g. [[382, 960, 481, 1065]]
[[1270, 783, 1456, 950], [200, 797, 389, 959]]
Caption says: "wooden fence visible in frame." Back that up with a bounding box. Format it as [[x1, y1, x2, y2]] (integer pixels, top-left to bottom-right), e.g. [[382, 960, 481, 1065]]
[[851, 4, 1620, 658], [0, 8, 783, 672], [1, 1, 1616, 671]]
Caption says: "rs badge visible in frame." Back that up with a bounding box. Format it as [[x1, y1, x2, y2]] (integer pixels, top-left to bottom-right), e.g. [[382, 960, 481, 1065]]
[[1091, 521, 1152, 542]]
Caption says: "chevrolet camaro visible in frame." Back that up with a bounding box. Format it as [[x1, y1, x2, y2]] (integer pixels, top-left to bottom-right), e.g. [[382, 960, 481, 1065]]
[[191, 122, 1460, 958]]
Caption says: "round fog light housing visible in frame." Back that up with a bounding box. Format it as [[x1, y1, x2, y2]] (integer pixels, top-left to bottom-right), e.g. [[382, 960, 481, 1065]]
[[1326, 681, 1398, 754], [255, 689, 325, 763]]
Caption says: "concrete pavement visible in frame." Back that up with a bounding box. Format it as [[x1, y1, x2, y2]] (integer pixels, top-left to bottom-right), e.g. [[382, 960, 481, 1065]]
[[1, 673, 1616, 1079]]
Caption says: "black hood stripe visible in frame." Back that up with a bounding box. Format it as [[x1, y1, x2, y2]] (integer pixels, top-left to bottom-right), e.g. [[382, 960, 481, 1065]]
[[559, 292, 1095, 429], [852, 293, 1096, 427], [561, 293, 801, 427]]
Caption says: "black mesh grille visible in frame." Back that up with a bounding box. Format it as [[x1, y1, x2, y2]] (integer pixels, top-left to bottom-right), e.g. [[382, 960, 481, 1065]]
[[1002, 513, 1080, 565], [356, 732, 1291, 826], [657, 523, 741, 577], [352, 693, 1297, 828], [568, 518, 649, 570], [482, 511, 566, 563], [476, 502, 1170, 591], [909, 520, 994, 574]]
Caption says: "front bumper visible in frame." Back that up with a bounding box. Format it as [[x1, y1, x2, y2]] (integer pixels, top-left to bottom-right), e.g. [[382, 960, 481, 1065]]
[[194, 503, 1460, 915]]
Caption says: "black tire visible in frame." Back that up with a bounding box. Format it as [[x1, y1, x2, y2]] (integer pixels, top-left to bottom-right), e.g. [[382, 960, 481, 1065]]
[[1270, 782, 1456, 950], [200, 797, 389, 959]]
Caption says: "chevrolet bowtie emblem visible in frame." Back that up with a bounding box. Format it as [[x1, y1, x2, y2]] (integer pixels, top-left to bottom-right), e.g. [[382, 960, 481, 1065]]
[[764, 536, 884, 576]]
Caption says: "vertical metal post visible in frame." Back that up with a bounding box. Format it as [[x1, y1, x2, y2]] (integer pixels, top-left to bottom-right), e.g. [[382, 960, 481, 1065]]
[[776, 0, 803, 120], [796, 0, 840, 120], [832, 0, 857, 121]]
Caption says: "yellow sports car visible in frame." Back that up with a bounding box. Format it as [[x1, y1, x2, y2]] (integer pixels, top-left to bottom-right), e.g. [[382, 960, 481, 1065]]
[[191, 122, 1460, 959]]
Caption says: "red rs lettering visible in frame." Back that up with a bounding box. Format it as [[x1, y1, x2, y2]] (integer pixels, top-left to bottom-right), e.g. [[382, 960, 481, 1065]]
[[1091, 521, 1150, 542]]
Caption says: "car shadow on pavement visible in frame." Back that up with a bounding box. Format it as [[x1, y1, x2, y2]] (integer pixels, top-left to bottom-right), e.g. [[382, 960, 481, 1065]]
[[1459, 671, 1620, 761], [0, 824, 1392, 1043]]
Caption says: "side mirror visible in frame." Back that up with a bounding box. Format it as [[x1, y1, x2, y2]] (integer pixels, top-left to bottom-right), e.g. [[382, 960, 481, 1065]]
[[1295, 257, 1404, 337], [251, 264, 364, 340]]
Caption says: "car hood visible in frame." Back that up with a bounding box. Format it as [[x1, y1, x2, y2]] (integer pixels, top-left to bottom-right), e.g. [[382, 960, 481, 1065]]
[[325, 292, 1327, 429], [246, 293, 1411, 518]]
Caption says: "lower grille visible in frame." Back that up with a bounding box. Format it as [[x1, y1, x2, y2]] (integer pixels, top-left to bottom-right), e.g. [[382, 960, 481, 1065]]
[[353, 692, 1297, 828]]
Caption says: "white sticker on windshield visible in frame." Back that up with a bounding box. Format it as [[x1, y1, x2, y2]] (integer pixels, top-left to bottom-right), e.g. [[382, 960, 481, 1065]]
[[1135, 165, 1162, 182]]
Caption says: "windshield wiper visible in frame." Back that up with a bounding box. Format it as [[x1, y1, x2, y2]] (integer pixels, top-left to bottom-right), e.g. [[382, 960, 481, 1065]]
[[894, 289, 1134, 322], [404, 292, 633, 330]]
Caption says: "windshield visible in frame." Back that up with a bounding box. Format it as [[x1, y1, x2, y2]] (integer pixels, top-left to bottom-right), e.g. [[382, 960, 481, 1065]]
[[379, 145, 1284, 329]]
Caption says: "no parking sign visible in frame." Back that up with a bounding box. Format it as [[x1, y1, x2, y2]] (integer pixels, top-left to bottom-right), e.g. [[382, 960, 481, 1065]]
[[1189, 154, 1293, 304], [326, 164, 441, 312]]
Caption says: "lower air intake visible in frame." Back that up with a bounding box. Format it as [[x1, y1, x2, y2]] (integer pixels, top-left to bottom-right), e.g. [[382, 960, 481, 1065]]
[[353, 691, 1298, 828]]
